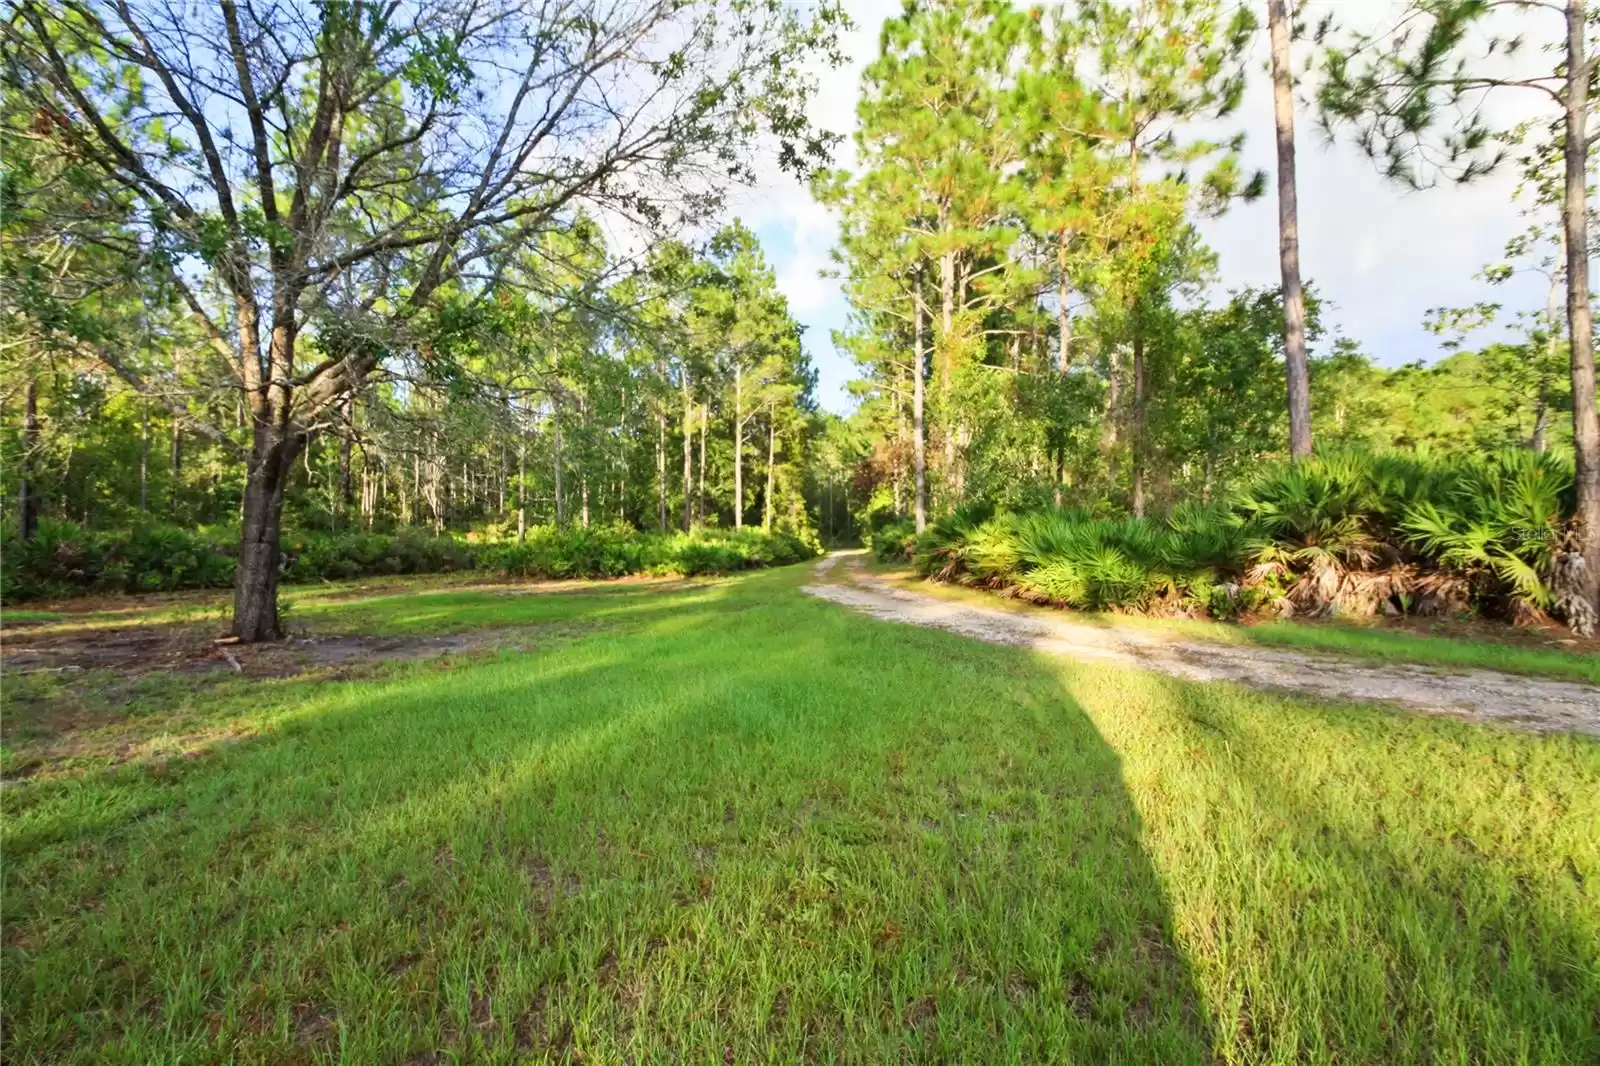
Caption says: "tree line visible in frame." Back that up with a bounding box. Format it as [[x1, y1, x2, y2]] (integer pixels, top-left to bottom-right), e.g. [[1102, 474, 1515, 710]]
[[1, 0, 844, 639], [3, 0, 1597, 636], [820, 0, 1598, 621]]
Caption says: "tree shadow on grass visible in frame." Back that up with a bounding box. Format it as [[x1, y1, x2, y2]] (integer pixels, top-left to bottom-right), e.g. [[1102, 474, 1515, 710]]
[[1056, 666, 1600, 1065], [2, 573, 1217, 1064]]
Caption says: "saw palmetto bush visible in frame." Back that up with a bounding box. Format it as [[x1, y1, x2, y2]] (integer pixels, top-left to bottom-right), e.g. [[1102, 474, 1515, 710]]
[[1399, 451, 1571, 622], [926, 504, 1252, 615], [910, 502, 996, 580], [1233, 453, 1392, 616], [905, 449, 1576, 627], [869, 519, 918, 563]]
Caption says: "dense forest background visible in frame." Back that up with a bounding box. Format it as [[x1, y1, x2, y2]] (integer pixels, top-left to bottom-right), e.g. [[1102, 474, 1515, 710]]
[[1, 219, 829, 539], [1, 0, 1595, 635]]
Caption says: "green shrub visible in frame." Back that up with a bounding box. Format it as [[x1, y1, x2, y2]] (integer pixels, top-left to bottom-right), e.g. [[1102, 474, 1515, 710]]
[[1015, 558, 1088, 606], [484, 525, 814, 581], [911, 503, 994, 579], [3, 520, 815, 604], [901, 449, 1576, 626], [869, 519, 917, 563], [282, 529, 477, 581], [0, 519, 238, 601], [1234, 453, 1385, 571], [1399, 450, 1570, 616], [674, 541, 742, 575], [1, 518, 109, 601], [964, 515, 1024, 583]]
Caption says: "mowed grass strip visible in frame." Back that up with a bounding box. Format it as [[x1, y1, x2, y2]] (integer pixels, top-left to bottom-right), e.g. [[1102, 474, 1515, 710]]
[[2, 566, 1596, 1064]]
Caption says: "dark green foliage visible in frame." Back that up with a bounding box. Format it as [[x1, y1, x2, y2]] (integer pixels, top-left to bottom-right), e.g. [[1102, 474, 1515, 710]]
[[485, 525, 651, 580], [912, 450, 1576, 624], [910, 503, 995, 579], [1235, 451, 1389, 574], [1398, 450, 1571, 615], [1, 519, 238, 601], [868, 519, 917, 562], [281, 530, 477, 583], [484, 526, 811, 580], [933, 505, 1251, 612], [1, 522, 815, 603]]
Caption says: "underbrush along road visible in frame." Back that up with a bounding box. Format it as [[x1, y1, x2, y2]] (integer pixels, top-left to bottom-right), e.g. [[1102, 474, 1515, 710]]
[[805, 553, 1600, 736]]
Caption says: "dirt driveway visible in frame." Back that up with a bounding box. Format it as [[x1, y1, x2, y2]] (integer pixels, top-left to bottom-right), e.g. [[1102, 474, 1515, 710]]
[[804, 554, 1600, 736]]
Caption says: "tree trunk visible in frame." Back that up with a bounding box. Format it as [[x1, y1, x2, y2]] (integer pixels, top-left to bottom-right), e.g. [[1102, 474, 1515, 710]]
[[1270, 0, 1314, 460], [139, 402, 150, 514], [617, 393, 628, 524], [517, 434, 527, 541], [19, 377, 39, 540], [1056, 234, 1072, 508], [938, 248, 958, 504], [1565, 0, 1600, 613], [733, 363, 744, 529], [428, 447, 444, 533], [939, 250, 956, 395], [894, 362, 906, 516], [169, 348, 183, 513], [1057, 231, 1072, 372], [578, 395, 589, 528], [764, 416, 776, 531], [339, 403, 354, 523], [609, 387, 622, 525], [170, 413, 182, 512], [682, 372, 694, 531], [409, 453, 419, 526], [231, 429, 300, 641], [1101, 347, 1121, 457], [554, 403, 565, 525], [657, 408, 668, 532], [698, 408, 707, 523], [1537, 252, 1563, 454], [1131, 331, 1147, 518], [913, 285, 929, 532]]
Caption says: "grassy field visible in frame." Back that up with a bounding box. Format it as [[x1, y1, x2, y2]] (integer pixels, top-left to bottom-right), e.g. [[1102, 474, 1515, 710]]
[[869, 561, 1600, 686], [3, 564, 1597, 1063], [0, 609, 62, 625]]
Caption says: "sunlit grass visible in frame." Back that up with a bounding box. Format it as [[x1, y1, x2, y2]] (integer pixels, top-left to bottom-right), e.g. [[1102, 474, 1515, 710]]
[[0, 572, 711, 640], [292, 577, 730, 636], [0, 610, 62, 625], [3, 566, 1596, 1063]]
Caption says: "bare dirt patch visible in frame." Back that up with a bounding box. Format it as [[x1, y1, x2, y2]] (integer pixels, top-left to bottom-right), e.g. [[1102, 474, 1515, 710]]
[[805, 554, 1600, 736], [1, 623, 547, 784], [1, 624, 531, 681]]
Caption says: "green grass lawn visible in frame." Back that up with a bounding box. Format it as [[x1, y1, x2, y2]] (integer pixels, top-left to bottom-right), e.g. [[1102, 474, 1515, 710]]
[[1, 609, 62, 625], [869, 562, 1600, 686], [3, 565, 1597, 1063]]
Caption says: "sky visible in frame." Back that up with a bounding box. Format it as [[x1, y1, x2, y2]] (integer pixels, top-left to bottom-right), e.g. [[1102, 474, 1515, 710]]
[[725, 0, 1559, 414]]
